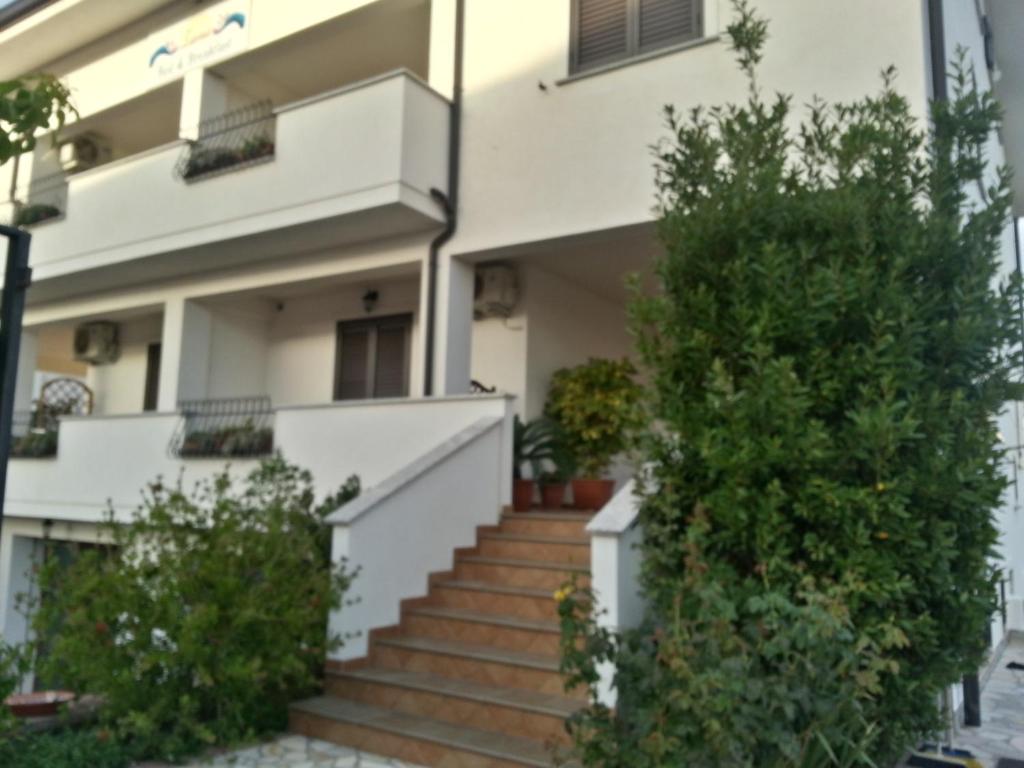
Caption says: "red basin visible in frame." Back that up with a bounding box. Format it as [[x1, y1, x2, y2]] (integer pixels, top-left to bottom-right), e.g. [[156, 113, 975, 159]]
[[4, 691, 75, 718]]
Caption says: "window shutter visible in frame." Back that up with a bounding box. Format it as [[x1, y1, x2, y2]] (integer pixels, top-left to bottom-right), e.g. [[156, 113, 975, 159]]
[[575, 0, 629, 71], [373, 323, 409, 398], [638, 0, 699, 52], [336, 327, 370, 400]]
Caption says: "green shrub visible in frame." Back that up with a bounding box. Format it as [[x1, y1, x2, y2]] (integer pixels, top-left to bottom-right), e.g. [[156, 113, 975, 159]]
[[30, 457, 359, 762], [544, 358, 642, 478], [0, 728, 131, 768], [561, 2, 1020, 765], [0, 642, 27, 739]]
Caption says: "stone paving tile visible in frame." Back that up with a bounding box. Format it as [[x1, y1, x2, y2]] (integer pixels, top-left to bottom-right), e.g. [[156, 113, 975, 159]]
[[137, 734, 426, 768], [947, 635, 1024, 768]]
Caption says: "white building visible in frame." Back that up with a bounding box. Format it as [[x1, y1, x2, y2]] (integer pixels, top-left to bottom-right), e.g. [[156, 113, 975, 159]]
[[0, 0, 1022, 763]]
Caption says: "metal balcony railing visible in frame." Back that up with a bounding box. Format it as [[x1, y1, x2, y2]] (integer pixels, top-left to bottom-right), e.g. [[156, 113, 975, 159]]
[[9, 410, 59, 459], [169, 396, 275, 458], [175, 101, 276, 183], [4, 172, 68, 228]]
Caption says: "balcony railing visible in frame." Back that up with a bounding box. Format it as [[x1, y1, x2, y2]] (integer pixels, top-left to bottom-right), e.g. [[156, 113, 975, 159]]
[[5, 172, 68, 228], [175, 101, 275, 183], [10, 410, 59, 459], [169, 396, 275, 458]]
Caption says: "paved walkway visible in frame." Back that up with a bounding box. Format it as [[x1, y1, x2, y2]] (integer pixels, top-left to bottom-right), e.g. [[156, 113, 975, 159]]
[[169, 734, 426, 767], [951, 634, 1024, 767]]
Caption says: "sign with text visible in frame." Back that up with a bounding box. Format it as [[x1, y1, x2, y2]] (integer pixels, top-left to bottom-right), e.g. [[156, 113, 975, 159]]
[[147, 0, 251, 84]]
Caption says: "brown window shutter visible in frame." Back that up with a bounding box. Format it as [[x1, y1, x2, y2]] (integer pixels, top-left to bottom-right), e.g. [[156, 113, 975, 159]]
[[575, 0, 629, 71], [373, 322, 409, 398], [335, 327, 370, 400], [638, 0, 699, 52]]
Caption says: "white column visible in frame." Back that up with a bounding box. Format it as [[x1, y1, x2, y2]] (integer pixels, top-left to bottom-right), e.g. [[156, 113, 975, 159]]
[[158, 298, 212, 411], [428, 0, 457, 100], [0, 532, 37, 653], [13, 328, 37, 417], [179, 69, 229, 141], [434, 253, 474, 395]]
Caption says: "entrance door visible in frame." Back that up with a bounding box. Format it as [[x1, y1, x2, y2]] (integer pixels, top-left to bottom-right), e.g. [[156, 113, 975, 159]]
[[333, 314, 412, 400]]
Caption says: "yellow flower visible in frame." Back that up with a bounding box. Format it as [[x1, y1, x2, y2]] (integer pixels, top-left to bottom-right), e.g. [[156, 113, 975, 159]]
[[875, 482, 887, 493], [553, 587, 571, 603], [876, 531, 890, 541]]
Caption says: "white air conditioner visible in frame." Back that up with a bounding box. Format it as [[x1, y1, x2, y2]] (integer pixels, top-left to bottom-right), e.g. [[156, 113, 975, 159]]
[[58, 132, 111, 173], [474, 264, 519, 319], [73, 321, 120, 365]]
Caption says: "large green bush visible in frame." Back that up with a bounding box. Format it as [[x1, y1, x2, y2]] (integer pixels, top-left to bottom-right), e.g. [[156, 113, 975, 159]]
[[29, 457, 359, 762], [560, 2, 1020, 765], [0, 728, 132, 768]]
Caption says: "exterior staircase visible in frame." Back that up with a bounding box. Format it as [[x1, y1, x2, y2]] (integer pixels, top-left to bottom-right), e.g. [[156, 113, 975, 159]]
[[290, 509, 592, 767]]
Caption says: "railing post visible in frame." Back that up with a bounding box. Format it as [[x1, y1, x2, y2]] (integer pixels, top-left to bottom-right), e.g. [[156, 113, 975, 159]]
[[0, 225, 33, 545]]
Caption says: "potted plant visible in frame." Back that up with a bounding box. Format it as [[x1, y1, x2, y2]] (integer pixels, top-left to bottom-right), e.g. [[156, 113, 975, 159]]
[[539, 438, 575, 509], [512, 416, 558, 512], [545, 357, 641, 510]]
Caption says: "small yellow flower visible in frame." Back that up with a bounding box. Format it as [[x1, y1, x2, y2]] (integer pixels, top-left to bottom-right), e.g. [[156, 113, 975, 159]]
[[875, 482, 887, 493], [553, 587, 571, 603], [876, 531, 890, 541]]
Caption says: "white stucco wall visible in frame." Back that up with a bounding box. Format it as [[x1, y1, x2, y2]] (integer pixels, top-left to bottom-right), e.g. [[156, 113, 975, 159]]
[[86, 313, 162, 415]]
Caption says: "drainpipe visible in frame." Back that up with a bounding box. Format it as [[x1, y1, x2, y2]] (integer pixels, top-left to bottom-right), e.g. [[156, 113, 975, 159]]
[[928, 0, 948, 102], [424, 0, 465, 397]]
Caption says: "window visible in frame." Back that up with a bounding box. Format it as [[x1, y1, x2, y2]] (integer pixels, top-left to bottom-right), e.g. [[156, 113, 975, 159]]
[[571, 0, 702, 74], [143, 342, 161, 412], [334, 314, 413, 400]]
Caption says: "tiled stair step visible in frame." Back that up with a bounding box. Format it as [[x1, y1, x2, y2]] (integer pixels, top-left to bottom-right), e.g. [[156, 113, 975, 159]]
[[431, 580, 558, 621], [404, 605, 561, 655], [327, 666, 579, 744], [454, 555, 590, 590], [499, 511, 593, 538], [477, 532, 591, 565], [371, 635, 583, 699], [290, 696, 577, 768]]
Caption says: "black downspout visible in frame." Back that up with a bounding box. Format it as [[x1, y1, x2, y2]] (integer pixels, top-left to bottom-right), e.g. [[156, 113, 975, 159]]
[[0, 225, 33, 549], [424, 0, 465, 397], [928, 0, 947, 102]]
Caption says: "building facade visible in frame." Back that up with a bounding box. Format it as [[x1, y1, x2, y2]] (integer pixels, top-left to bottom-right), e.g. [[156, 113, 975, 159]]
[[0, 0, 1022, 762]]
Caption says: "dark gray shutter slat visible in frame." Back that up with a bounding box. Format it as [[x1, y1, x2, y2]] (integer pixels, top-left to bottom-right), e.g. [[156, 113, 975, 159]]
[[337, 328, 370, 400], [638, 0, 697, 52], [373, 324, 408, 398], [577, 0, 629, 70]]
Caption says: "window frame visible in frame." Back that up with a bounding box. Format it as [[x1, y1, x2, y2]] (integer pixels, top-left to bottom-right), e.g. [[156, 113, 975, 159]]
[[333, 313, 413, 401], [569, 0, 704, 75]]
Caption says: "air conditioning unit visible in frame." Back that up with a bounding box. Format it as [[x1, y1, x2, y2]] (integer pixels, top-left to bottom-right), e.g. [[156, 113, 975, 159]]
[[73, 321, 120, 365], [474, 264, 519, 319], [58, 132, 112, 173]]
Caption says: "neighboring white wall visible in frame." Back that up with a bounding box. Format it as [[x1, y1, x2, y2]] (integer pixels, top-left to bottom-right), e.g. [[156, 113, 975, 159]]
[[87, 313, 162, 415]]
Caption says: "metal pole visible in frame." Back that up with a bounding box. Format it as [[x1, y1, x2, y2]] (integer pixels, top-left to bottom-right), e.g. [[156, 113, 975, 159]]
[[0, 225, 33, 549]]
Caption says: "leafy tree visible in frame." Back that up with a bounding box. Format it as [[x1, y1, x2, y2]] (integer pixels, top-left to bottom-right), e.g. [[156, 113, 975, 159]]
[[559, 1, 1020, 765], [27, 458, 359, 762], [0, 75, 75, 166]]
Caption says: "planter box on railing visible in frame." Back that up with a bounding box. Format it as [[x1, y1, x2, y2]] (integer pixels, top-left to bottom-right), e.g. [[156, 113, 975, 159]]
[[169, 396, 274, 459], [9, 411, 58, 459], [177, 101, 276, 182]]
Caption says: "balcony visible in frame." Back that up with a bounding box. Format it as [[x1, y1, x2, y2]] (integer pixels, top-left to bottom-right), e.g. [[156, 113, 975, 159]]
[[21, 70, 450, 288]]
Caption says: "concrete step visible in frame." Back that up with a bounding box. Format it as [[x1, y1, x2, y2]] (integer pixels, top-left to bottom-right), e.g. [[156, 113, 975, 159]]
[[327, 666, 578, 745], [403, 605, 561, 656], [290, 696, 577, 767], [430, 579, 559, 622], [499, 511, 593, 538], [454, 555, 589, 590], [477, 532, 590, 565], [371, 635, 581, 700]]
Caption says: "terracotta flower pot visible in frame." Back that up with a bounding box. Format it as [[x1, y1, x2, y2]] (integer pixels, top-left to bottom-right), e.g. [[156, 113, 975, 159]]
[[513, 478, 536, 512], [572, 478, 615, 511], [5, 690, 74, 718], [540, 483, 567, 509]]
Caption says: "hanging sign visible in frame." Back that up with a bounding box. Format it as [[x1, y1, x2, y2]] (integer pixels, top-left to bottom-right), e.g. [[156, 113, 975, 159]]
[[147, 0, 251, 84]]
